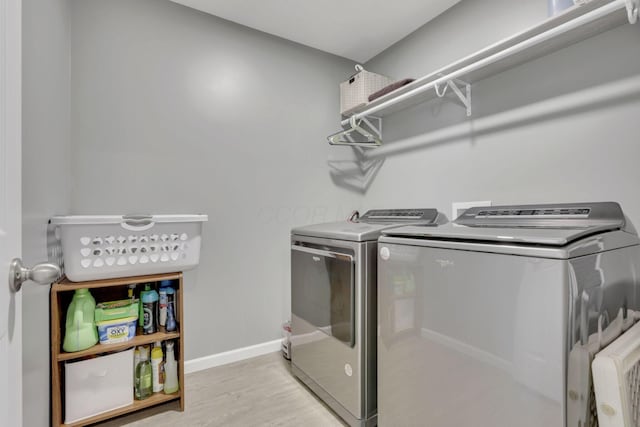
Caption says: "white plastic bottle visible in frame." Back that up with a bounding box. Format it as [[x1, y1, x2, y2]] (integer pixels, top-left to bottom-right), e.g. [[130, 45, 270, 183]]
[[159, 289, 168, 330], [151, 342, 164, 393], [164, 340, 179, 394]]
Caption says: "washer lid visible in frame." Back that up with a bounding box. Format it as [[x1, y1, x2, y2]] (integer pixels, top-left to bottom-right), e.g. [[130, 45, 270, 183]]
[[383, 202, 630, 247], [382, 223, 621, 246]]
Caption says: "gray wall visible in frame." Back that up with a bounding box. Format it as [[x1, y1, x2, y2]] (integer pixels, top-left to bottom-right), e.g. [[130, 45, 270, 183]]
[[22, 0, 71, 426], [25, 1, 640, 425], [363, 0, 640, 225], [69, 0, 359, 360]]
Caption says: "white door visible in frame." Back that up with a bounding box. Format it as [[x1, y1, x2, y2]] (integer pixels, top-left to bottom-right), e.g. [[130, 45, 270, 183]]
[[1, 0, 23, 425]]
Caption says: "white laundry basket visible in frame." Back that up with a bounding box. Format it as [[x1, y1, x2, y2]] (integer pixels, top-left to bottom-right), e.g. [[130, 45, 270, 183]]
[[50, 214, 208, 281]]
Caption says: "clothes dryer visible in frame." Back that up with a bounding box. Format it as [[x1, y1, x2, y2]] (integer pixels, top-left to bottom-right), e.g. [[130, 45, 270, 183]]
[[291, 209, 441, 426]]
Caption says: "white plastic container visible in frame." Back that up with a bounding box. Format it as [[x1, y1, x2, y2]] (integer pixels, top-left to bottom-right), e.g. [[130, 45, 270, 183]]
[[592, 319, 640, 427], [50, 214, 208, 281], [340, 65, 393, 116], [96, 316, 137, 344], [65, 349, 133, 424]]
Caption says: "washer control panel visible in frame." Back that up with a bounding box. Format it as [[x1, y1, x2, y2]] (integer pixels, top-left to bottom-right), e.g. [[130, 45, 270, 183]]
[[475, 207, 591, 219], [456, 202, 624, 229]]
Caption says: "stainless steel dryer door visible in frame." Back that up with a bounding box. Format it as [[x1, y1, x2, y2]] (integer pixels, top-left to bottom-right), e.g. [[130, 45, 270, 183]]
[[291, 244, 355, 346]]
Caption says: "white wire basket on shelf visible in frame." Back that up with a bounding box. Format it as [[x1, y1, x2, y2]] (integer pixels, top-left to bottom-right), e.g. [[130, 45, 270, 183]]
[[50, 214, 208, 282]]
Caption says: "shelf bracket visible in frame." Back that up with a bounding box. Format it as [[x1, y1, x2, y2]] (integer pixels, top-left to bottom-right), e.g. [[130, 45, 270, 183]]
[[434, 79, 472, 116], [328, 115, 383, 147], [626, 0, 639, 23]]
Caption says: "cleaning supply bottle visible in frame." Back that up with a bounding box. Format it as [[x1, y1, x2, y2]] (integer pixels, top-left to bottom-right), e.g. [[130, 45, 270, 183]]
[[165, 287, 177, 332], [159, 280, 174, 288], [142, 284, 159, 334], [63, 289, 99, 352], [159, 288, 168, 331], [136, 284, 148, 335], [135, 346, 152, 400], [159, 279, 176, 289], [164, 340, 179, 394], [133, 346, 141, 384], [158, 280, 175, 331], [151, 342, 164, 393], [138, 284, 149, 333]]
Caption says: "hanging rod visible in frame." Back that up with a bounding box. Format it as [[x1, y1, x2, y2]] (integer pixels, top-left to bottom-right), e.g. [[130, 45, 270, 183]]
[[362, 74, 640, 160], [340, 0, 637, 128]]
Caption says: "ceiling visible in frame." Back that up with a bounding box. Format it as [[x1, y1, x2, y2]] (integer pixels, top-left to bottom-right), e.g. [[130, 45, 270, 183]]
[[170, 0, 462, 63]]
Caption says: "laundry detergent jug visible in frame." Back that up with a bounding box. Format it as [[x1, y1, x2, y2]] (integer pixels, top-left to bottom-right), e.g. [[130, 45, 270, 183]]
[[63, 289, 99, 352]]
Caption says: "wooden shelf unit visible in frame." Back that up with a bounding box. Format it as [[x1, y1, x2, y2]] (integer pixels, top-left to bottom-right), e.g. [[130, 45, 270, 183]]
[[51, 272, 185, 427]]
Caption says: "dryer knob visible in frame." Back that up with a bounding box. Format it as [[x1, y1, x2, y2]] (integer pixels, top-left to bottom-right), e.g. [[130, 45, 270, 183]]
[[379, 246, 390, 261]]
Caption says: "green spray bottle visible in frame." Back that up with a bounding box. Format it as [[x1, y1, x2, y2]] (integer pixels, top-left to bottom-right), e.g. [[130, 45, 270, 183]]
[[135, 346, 152, 400]]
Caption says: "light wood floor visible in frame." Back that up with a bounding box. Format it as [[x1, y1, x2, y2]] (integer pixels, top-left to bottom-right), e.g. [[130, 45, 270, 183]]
[[95, 352, 346, 427]]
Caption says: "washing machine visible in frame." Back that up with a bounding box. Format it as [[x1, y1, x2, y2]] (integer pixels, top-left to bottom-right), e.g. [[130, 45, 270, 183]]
[[291, 209, 441, 427], [377, 202, 640, 427]]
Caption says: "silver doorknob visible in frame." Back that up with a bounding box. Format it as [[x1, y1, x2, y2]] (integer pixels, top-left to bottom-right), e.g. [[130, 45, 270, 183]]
[[8, 258, 61, 293]]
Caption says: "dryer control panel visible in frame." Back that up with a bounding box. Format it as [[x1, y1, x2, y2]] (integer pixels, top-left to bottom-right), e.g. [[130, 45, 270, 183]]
[[359, 208, 438, 224]]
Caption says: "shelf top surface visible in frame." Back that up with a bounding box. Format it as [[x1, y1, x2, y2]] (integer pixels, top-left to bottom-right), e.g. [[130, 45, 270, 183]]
[[53, 272, 182, 291]]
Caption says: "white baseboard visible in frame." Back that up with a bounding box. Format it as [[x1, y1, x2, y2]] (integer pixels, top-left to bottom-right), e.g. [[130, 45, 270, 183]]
[[184, 339, 282, 374]]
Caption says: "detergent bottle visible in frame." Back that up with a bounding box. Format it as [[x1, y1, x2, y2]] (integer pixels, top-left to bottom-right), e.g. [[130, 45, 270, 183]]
[[165, 287, 177, 332], [138, 283, 149, 331], [142, 284, 159, 334], [62, 289, 99, 352], [159, 280, 176, 331], [151, 342, 164, 393]]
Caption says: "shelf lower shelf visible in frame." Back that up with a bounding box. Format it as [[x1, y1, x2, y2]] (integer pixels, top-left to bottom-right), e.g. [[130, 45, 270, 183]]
[[61, 391, 180, 427], [57, 331, 180, 362]]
